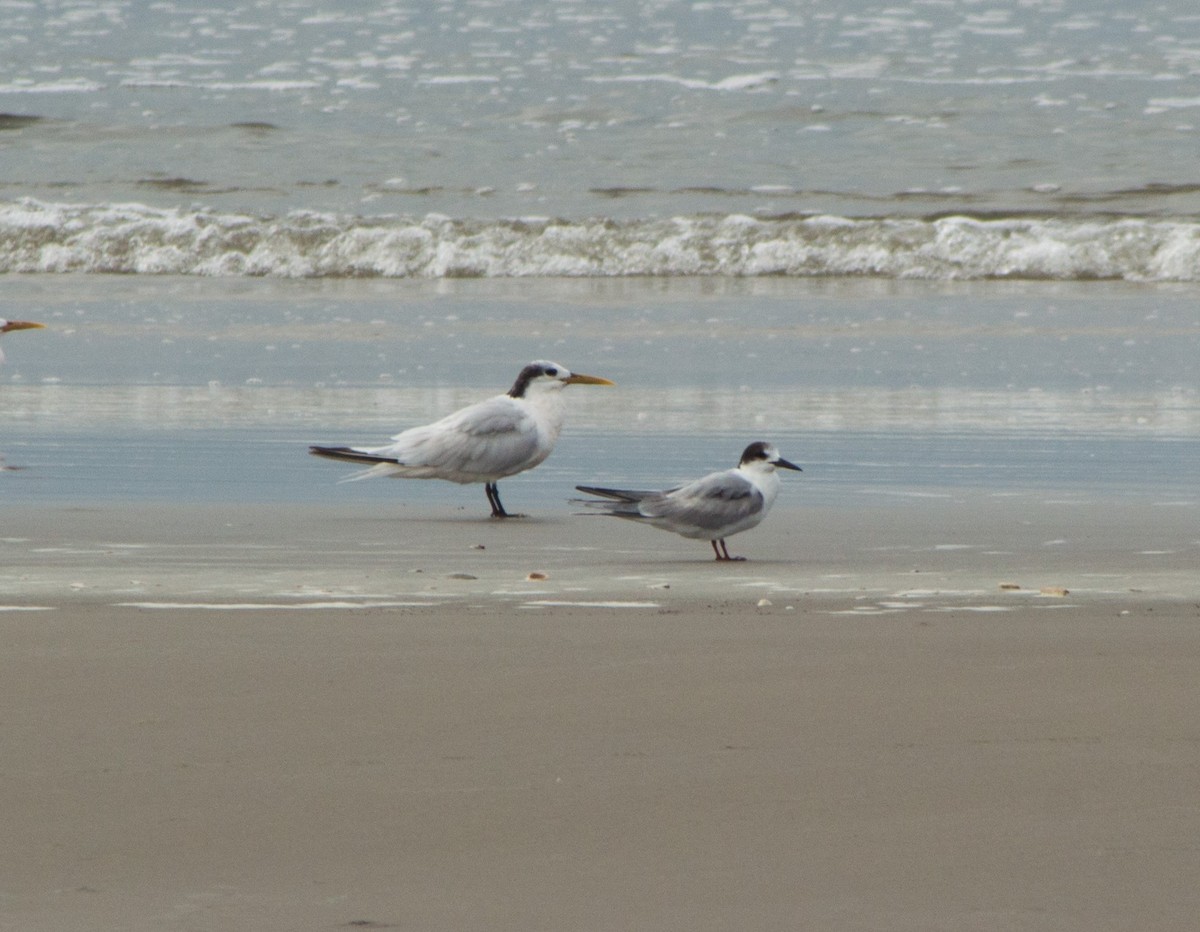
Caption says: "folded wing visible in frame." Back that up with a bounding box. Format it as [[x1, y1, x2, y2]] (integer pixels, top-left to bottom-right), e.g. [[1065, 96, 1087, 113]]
[[639, 472, 764, 533]]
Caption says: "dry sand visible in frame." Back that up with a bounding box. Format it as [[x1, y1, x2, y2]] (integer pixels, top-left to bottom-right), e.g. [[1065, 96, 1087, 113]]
[[2, 500, 1199, 931]]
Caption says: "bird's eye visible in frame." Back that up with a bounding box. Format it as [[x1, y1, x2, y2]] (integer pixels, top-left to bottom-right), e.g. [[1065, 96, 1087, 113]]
[[545, 367, 558, 377]]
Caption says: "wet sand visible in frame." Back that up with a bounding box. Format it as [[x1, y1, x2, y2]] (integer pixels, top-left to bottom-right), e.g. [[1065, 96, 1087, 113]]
[[2, 501, 1199, 931]]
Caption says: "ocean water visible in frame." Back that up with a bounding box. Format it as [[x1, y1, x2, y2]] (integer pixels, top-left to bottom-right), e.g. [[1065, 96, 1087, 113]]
[[3, 0, 1200, 278], [1, 2, 1199, 514]]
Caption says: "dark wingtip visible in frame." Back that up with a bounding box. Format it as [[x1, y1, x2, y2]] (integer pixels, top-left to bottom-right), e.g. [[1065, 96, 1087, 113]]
[[309, 445, 400, 465]]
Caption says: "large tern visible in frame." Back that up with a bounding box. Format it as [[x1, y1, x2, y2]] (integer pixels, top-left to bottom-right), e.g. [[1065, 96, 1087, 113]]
[[574, 441, 802, 561], [0, 318, 45, 364], [310, 360, 614, 518]]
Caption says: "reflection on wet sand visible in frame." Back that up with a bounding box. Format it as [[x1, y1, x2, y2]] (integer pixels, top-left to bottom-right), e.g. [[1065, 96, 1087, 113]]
[[7, 382, 1199, 435]]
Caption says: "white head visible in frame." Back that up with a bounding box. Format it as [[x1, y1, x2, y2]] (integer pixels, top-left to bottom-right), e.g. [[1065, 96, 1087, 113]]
[[0, 319, 45, 364], [737, 441, 803, 474], [506, 360, 614, 398]]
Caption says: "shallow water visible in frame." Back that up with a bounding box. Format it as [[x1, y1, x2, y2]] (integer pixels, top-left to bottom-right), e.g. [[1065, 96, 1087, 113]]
[[3, 277, 1198, 511]]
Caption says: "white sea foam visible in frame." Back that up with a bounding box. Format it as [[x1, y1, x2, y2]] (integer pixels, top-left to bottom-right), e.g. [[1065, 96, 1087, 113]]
[[584, 71, 777, 91], [0, 79, 104, 94], [522, 600, 661, 609], [1147, 97, 1200, 110], [114, 600, 440, 610], [4, 199, 1200, 281]]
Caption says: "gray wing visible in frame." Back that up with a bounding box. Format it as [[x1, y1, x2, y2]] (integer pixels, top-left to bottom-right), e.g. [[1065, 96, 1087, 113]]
[[376, 395, 543, 477], [639, 470, 763, 532]]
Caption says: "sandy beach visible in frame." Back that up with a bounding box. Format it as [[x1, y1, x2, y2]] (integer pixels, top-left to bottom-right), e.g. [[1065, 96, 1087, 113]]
[[4, 268, 1199, 931], [6, 0, 1200, 924], [2, 501, 1198, 931]]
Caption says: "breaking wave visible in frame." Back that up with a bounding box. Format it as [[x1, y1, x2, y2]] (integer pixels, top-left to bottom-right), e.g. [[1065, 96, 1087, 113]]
[[3, 199, 1200, 281]]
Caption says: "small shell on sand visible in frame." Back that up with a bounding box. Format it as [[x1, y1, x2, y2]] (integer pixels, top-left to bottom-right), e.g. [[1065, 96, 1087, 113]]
[[1039, 586, 1070, 597], [757, 598, 772, 607], [527, 571, 548, 581]]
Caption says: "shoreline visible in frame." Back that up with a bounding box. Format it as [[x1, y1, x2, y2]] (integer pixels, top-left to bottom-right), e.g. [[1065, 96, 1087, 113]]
[[3, 499, 1198, 607], [3, 501, 1199, 930]]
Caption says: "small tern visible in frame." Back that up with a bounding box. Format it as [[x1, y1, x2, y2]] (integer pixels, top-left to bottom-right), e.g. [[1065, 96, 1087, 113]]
[[310, 360, 614, 518], [0, 318, 45, 365], [574, 441, 802, 561]]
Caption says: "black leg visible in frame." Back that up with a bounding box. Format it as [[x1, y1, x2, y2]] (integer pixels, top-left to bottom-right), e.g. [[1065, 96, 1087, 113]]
[[485, 482, 508, 518], [486, 482, 526, 518], [711, 539, 745, 561]]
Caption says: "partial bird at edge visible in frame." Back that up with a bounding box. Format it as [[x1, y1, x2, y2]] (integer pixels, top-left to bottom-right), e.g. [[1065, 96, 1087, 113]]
[[0, 319, 45, 365], [0, 319, 45, 471]]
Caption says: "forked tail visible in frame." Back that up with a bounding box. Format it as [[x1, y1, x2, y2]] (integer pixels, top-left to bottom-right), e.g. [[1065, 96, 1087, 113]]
[[572, 484, 659, 517]]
